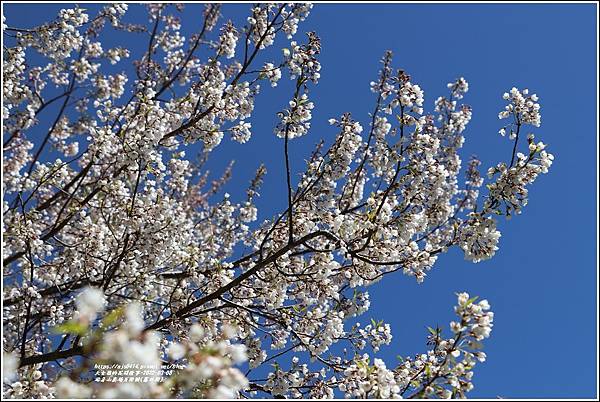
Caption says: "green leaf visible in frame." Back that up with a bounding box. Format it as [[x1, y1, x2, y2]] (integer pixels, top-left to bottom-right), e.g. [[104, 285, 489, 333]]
[[53, 320, 88, 336], [101, 306, 124, 328], [366, 209, 377, 222]]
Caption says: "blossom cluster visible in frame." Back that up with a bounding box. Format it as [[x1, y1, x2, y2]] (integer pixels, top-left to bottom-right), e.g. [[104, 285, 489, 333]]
[[337, 293, 493, 399], [499, 87, 541, 127]]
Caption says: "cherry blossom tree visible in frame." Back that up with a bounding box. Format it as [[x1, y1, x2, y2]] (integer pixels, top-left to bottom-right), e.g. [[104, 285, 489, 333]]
[[2, 3, 554, 399]]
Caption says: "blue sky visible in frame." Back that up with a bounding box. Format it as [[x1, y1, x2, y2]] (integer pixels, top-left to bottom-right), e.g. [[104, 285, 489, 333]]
[[3, 2, 598, 398]]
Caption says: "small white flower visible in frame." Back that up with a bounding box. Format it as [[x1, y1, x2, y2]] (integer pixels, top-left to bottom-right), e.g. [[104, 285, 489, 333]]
[[168, 342, 186, 360]]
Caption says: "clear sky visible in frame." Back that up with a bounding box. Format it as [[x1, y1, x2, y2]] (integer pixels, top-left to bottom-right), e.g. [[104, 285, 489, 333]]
[[3, 2, 598, 398]]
